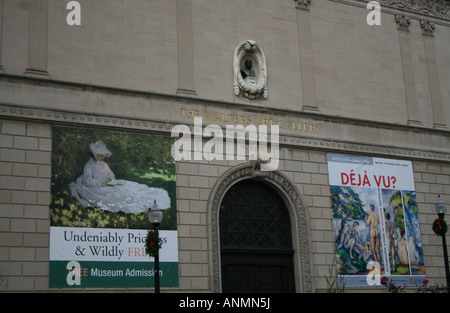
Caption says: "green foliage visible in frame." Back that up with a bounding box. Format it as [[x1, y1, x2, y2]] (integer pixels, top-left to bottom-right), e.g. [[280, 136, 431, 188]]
[[50, 127, 177, 230], [389, 191, 405, 232], [51, 194, 158, 229], [335, 242, 367, 275], [331, 186, 367, 220], [326, 255, 346, 293], [403, 192, 418, 214], [432, 218, 448, 237], [145, 229, 163, 257]]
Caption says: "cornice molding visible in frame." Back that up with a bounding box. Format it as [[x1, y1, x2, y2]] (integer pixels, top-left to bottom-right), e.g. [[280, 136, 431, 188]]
[[1, 102, 449, 163], [338, 0, 450, 21], [380, 0, 450, 20], [1, 73, 448, 135]]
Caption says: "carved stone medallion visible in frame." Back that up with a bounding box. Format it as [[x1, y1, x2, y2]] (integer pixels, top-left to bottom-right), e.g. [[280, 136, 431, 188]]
[[233, 40, 268, 100]]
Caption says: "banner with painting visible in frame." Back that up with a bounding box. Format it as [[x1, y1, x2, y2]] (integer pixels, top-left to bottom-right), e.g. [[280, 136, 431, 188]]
[[49, 126, 178, 288], [327, 153, 425, 287]]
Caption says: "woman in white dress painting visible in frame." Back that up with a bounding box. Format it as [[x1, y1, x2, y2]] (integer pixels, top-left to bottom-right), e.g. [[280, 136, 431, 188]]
[[69, 140, 170, 214]]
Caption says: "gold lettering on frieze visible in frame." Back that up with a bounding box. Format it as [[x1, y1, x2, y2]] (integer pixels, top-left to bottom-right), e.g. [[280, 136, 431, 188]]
[[180, 108, 320, 134]]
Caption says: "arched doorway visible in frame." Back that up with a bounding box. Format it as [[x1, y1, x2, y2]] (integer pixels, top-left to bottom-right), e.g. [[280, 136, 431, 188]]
[[219, 179, 295, 293], [209, 165, 313, 293]]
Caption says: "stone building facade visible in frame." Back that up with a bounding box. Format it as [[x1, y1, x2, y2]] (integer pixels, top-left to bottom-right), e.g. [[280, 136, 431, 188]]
[[0, 0, 449, 292]]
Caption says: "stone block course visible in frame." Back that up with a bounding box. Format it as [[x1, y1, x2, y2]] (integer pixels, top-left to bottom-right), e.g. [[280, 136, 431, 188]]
[[1, 121, 26, 136], [25, 151, 51, 165], [12, 163, 38, 177], [10, 218, 36, 233], [1, 148, 26, 163], [0, 120, 53, 291], [0, 134, 13, 148], [13, 136, 38, 150]]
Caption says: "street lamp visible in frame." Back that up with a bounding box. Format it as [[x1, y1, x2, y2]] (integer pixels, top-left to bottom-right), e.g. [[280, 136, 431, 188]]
[[148, 200, 163, 293], [434, 195, 450, 288], [149, 200, 163, 227]]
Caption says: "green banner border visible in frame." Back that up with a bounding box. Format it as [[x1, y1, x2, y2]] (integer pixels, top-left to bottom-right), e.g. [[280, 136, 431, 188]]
[[50, 260, 178, 288]]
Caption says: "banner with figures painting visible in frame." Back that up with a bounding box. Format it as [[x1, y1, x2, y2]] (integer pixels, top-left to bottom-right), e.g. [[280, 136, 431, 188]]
[[327, 153, 426, 287], [49, 126, 178, 288]]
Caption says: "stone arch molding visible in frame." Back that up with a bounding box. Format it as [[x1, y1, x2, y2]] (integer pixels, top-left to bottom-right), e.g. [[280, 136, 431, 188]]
[[233, 40, 268, 100], [209, 164, 313, 292]]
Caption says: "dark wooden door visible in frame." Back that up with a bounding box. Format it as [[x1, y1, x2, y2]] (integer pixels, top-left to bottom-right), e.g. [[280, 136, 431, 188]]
[[219, 180, 295, 293]]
